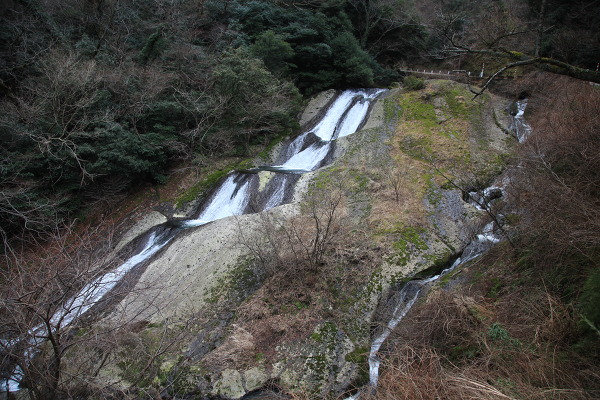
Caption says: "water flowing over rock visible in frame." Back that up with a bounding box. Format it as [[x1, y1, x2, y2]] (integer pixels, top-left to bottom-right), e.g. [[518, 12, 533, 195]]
[[2, 83, 527, 398], [510, 99, 532, 143], [1, 89, 386, 393], [344, 91, 531, 400]]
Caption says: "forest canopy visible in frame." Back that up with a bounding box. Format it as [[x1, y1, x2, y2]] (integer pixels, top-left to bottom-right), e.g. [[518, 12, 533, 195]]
[[1, 0, 599, 245]]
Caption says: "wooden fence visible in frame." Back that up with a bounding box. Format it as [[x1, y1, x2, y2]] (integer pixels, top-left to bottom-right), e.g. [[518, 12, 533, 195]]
[[399, 68, 518, 81]]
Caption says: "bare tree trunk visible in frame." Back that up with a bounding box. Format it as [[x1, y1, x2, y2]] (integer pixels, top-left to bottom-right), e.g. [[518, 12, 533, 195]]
[[534, 0, 547, 57]]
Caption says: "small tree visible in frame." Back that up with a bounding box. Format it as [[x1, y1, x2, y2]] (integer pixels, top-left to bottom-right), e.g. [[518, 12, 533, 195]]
[[237, 174, 348, 278], [250, 30, 295, 76], [1, 223, 113, 398], [0, 222, 187, 398], [403, 75, 425, 91]]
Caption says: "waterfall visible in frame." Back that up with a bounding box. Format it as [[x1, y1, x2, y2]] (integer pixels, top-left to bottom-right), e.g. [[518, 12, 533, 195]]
[[182, 174, 253, 228], [54, 229, 175, 327], [345, 212, 504, 400], [1, 228, 176, 392], [270, 88, 385, 172], [511, 99, 532, 143], [346, 100, 531, 399], [2, 88, 386, 392], [311, 91, 358, 141]]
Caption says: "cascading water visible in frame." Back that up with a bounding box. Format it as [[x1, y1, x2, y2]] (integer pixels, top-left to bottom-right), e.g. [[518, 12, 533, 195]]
[[55, 229, 175, 327], [270, 89, 385, 173], [1, 228, 176, 392], [346, 100, 531, 400], [511, 99, 532, 143], [345, 192, 505, 400], [270, 142, 332, 173], [1, 88, 386, 392], [311, 90, 359, 141], [182, 174, 253, 228]]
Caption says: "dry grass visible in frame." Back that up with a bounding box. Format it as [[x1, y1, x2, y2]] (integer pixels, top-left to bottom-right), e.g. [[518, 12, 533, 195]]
[[222, 226, 382, 367], [367, 155, 428, 231], [512, 74, 600, 272], [370, 243, 600, 400], [363, 345, 519, 400], [210, 178, 383, 370]]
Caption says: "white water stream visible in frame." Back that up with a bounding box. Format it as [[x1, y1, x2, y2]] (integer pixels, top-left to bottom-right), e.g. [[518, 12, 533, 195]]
[[311, 90, 358, 141], [2, 230, 174, 392], [2, 89, 385, 392], [182, 175, 252, 228], [346, 99, 530, 399], [271, 89, 385, 172], [345, 216, 504, 399], [512, 99, 532, 143]]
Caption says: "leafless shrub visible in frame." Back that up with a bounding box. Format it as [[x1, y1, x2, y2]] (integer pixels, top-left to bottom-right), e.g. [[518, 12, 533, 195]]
[[382, 164, 405, 203], [0, 221, 189, 399], [238, 175, 349, 279], [512, 75, 600, 275], [389, 291, 486, 357], [0, 222, 116, 398]]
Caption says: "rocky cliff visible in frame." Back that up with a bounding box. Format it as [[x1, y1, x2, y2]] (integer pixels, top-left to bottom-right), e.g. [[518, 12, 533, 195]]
[[107, 80, 515, 398]]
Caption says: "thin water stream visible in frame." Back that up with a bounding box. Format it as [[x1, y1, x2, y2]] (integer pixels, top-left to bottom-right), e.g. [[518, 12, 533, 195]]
[[512, 99, 532, 143], [344, 194, 506, 400], [346, 98, 530, 400]]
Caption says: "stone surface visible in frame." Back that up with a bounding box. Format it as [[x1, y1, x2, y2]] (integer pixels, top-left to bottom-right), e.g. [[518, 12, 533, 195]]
[[114, 203, 299, 323], [244, 367, 269, 392], [214, 369, 246, 399], [360, 89, 390, 131], [273, 323, 357, 396], [114, 211, 167, 253], [299, 89, 336, 128]]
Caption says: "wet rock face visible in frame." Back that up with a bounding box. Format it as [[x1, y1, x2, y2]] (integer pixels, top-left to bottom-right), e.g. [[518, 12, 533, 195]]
[[114, 211, 167, 253], [464, 187, 503, 210], [103, 83, 517, 399]]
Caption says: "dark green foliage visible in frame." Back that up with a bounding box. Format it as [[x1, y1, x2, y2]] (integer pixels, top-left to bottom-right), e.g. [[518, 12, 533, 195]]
[[329, 31, 375, 87], [527, 0, 600, 69], [80, 123, 171, 181], [214, 48, 274, 98], [213, 47, 301, 149], [250, 30, 295, 75], [403, 75, 425, 91], [138, 29, 167, 65], [215, 0, 388, 93], [487, 322, 521, 347], [140, 101, 189, 134]]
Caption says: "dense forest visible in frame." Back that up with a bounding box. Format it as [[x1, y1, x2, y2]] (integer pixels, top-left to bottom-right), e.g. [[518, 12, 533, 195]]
[[1, 0, 600, 399], [2, 0, 599, 248]]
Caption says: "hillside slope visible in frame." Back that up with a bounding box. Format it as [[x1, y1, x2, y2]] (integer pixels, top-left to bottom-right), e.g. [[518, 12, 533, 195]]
[[100, 80, 516, 398]]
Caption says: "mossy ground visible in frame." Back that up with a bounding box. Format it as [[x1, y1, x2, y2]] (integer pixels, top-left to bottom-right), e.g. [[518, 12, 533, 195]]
[[211, 81, 513, 394], [114, 81, 515, 397]]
